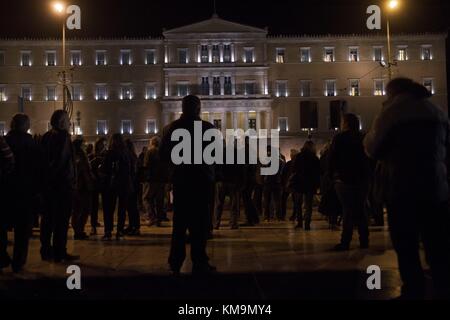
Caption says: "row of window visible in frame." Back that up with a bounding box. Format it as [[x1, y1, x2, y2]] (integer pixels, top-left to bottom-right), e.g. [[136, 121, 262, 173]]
[[275, 45, 433, 63], [0, 119, 158, 137], [0, 78, 435, 102], [0, 44, 433, 67], [0, 49, 157, 67]]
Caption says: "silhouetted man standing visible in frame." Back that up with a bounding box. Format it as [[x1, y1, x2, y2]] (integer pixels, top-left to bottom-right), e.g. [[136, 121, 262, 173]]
[[365, 78, 450, 299], [40, 110, 79, 263], [160, 95, 216, 275], [2, 114, 42, 272]]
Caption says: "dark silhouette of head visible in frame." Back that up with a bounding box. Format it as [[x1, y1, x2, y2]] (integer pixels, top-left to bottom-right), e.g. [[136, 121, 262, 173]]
[[302, 140, 316, 154], [50, 109, 70, 131], [182, 95, 201, 119], [73, 137, 84, 152], [386, 77, 432, 100], [341, 113, 360, 133], [10, 113, 30, 133], [109, 133, 126, 152]]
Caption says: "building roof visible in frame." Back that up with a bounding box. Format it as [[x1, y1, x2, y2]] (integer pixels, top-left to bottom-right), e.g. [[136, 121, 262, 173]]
[[163, 14, 267, 36]]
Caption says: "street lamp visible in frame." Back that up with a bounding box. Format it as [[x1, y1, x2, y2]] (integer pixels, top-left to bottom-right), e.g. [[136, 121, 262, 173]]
[[386, 0, 400, 80], [52, 2, 66, 67], [51, 2, 70, 113]]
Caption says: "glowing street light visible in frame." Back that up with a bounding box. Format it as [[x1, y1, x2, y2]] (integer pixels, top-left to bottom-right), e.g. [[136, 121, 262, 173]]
[[53, 2, 65, 14], [51, 2, 70, 112], [387, 0, 399, 10]]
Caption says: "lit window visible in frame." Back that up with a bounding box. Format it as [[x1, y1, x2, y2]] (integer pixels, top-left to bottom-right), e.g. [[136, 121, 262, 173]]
[[276, 80, 288, 97], [325, 80, 336, 97], [145, 84, 156, 100], [70, 50, 82, 66], [96, 120, 108, 135], [0, 86, 7, 102], [224, 76, 232, 95], [423, 78, 434, 94], [46, 51, 57, 66], [223, 45, 232, 63], [349, 80, 360, 96], [300, 80, 311, 97], [178, 48, 188, 64], [200, 45, 209, 63], [145, 49, 156, 65], [177, 82, 189, 97], [96, 50, 107, 66], [146, 119, 157, 134], [200, 77, 210, 95], [213, 77, 221, 95], [120, 85, 133, 100], [244, 48, 254, 63], [324, 47, 335, 62], [373, 47, 384, 62], [72, 85, 82, 101], [20, 51, 31, 66], [421, 45, 432, 61], [300, 48, 311, 63], [121, 120, 132, 135], [120, 49, 132, 65], [21, 86, 32, 101], [46, 86, 57, 101], [374, 79, 385, 96], [95, 85, 108, 100], [276, 48, 285, 63], [244, 81, 256, 95], [212, 45, 220, 63], [397, 46, 408, 61], [278, 117, 288, 132], [349, 47, 359, 62]]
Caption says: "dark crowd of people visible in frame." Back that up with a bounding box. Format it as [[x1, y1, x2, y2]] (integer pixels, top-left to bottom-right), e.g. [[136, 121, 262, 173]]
[[0, 78, 449, 299]]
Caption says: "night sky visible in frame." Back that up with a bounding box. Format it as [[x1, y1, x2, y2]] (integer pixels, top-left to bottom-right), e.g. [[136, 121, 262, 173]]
[[0, 0, 448, 38]]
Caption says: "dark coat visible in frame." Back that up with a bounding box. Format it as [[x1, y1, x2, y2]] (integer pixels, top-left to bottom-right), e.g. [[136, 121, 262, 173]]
[[365, 93, 450, 204], [290, 149, 320, 193], [5, 131, 42, 198], [328, 131, 369, 186], [41, 129, 76, 191], [102, 149, 133, 194], [160, 115, 215, 185], [144, 147, 169, 183]]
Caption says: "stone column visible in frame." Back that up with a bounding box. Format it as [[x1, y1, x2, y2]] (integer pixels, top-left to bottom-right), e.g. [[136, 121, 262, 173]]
[[221, 111, 226, 133], [232, 111, 238, 129], [164, 74, 169, 97], [265, 110, 272, 129], [256, 111, 261, 131], [219, 44, 224, 63], [244, 111, 249, 130], [231, 43, 235, 63], [220, 75, 224, 96]]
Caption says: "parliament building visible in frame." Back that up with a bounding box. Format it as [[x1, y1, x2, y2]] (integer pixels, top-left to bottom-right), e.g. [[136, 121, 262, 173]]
[[0, 15, 447, 153]]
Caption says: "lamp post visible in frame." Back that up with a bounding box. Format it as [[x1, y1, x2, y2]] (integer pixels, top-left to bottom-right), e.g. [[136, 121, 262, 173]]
[[386, 0, 400, 80], [52, 2, 68, 111]]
